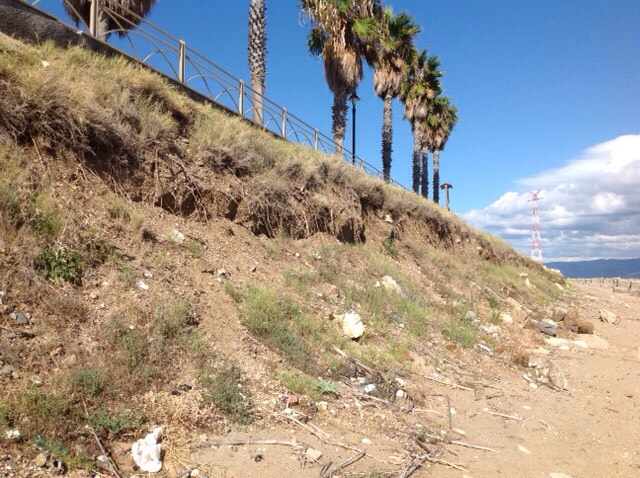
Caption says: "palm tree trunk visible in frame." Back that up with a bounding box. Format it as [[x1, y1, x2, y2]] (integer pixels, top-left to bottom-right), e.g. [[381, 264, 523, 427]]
[[95, 3, 109, 40], [249, 0, 266, 125], [420, 148, 429, 199], [332, 91, 348, 154], [381, 92, 393, 182], [433, 150, 440, 203], [411, 128, 421, 193]]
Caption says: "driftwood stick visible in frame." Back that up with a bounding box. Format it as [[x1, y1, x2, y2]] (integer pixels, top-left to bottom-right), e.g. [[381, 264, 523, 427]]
[[321, 451, 366, 477], [484, 410, 524, 421], [446, 395, 453, 429], [412, 407, 443, 416], [450, 440, 496, 452], [429, 457, 467, 472], [318, 461, 332, 478], [196, 439, 303, 449], [425, 376, 474, 391], [401, 455, 430, 478]]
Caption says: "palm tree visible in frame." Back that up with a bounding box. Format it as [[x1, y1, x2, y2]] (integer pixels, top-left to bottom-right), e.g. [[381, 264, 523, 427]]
[[372, 8, 420, 182], [64, 0, 157, 40], [429, 97, 458, 204], [300, 0, 380, 153], [248, 0, 267, 125], [400, 50, 441, 193]]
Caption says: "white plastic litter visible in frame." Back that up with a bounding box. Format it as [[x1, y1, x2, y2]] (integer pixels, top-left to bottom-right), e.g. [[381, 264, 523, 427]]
[[131, 427, 163, 473], [137, 281, 150, 291], [341, 311, 364, 339]]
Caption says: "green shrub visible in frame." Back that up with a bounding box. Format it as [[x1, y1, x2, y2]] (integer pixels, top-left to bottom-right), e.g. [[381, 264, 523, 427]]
[[313, 377, 339, 398], [88, 408, 144, 437], [35, 246, 83, 285], [201, 365, 253, 424], [443, 316, 478, 349], [67, 366, 108, 399], [382, 236, 399, 258], [31, 201, 62, 241], [240, 287, 311, 364], [154, 299, 194, 341]]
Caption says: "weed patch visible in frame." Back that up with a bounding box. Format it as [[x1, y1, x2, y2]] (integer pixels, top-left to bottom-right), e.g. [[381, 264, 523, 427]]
[[201, 365, 253, 424], [35, 246, 83, 285], [443, 316, 478, 349], [240, 287, 312, 366]]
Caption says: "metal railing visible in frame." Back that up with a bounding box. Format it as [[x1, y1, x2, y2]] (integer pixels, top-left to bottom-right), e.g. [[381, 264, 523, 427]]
[[29, 0, 409, 192]]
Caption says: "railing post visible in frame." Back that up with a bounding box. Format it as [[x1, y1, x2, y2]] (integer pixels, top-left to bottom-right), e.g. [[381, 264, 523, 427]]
[[89, 0, 98, 37], [178, 40, 186, 83], [314, 129, 318, 150], [238, 80, 244, 116], [281, 108, 287, 138]]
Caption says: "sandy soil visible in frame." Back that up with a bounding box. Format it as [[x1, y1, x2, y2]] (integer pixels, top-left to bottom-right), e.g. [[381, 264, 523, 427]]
[[164, 281, 639, 478]]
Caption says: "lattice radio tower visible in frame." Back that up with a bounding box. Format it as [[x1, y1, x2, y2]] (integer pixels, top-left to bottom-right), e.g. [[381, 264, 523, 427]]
[[528, 190, 543, 262]]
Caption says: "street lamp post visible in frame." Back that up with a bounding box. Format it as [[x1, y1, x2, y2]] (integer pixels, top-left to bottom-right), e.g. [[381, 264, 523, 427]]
[[441, 183, 453, 211], [349, 92, 359, 164]]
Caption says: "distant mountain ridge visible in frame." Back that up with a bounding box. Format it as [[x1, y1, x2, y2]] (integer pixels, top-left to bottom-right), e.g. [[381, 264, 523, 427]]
[[546, 258, 640, 278]]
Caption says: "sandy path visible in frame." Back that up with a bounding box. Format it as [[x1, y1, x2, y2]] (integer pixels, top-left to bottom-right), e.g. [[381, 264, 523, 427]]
[[433, 282, 640, 478]]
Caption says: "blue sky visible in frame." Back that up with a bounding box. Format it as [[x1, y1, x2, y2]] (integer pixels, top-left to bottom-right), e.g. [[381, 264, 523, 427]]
[[35, 0, 640, 261]]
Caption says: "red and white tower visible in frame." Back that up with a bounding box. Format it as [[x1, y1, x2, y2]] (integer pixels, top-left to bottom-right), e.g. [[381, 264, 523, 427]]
[[528, 190, 543, 262]]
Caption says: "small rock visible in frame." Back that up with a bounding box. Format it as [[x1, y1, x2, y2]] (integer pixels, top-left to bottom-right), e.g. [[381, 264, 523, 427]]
[[361, 438, 373, 445], [172, 229, 185, 244], [34, 453, 48, 468], [380, 275, 402, 295], [545, 337, 568, 348], [553, 307, 567, 322], [575, 334, 609, 350], [287, 394, 300, 406], [499, 312, 513, 325], [570, 320, 594, 334], [598, 309, 619, 325], [538, 321, 557, 336], [547, 362, 569, 390], [572, 340, 589, 349], [95, 455, 110, 471], [465, 311, 478, 322], [5, 332, 17, 340], [384, 214, 393, 223], [14, 312, 29, 325], [305, 447, 323, 461], [481, 324, 500, 335], [518, 444, 532, 454], [250, 265, 257, 273], [143, 270, 153, 279], [5, 429, 20, 440], [2, 365, 14, 375]]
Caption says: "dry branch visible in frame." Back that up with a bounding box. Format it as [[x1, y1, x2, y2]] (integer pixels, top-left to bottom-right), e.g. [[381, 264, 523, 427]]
[[195, 439, 304, 449], [484, 410, 524, 421], [450, 440, 496, 452], [425, 376, 474, 391]]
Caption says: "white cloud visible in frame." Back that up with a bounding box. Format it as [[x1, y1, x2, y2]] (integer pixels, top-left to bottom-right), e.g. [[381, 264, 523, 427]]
[[463, 134, 640, 261]]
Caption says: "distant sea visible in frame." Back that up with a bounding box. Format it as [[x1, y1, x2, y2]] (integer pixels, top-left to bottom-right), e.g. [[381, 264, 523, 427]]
[[546, 258, 640, 278]]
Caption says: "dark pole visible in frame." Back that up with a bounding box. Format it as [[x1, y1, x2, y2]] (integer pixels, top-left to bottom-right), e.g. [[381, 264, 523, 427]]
[[349, 92, 359, 164]]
